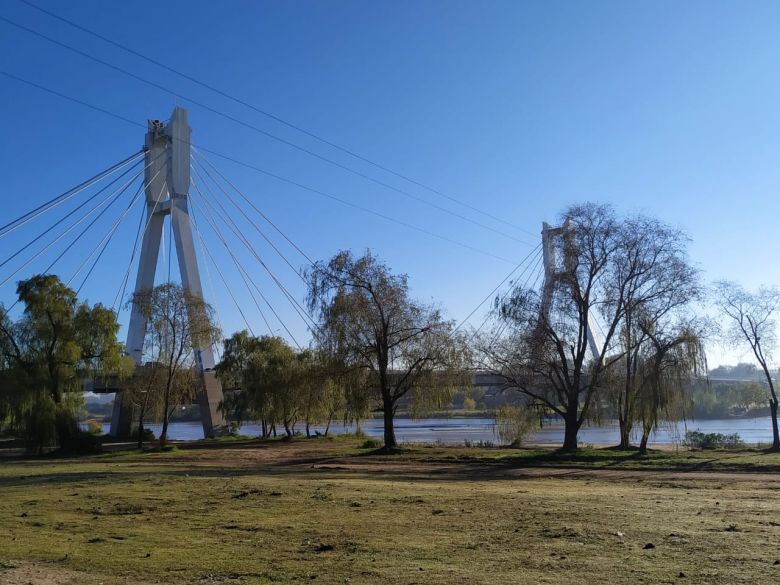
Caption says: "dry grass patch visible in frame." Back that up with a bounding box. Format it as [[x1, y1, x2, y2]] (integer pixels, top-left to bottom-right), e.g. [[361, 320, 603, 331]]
[[1, 441, 780, 584]]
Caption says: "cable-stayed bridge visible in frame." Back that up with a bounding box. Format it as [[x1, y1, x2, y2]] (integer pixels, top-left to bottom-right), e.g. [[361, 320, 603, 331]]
[[0, 5, 600, 440], [0, 103, 567, 439]]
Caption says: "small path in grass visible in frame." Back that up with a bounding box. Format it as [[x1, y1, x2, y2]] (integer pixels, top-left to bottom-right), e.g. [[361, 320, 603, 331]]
[[108, 440, 780, 485]]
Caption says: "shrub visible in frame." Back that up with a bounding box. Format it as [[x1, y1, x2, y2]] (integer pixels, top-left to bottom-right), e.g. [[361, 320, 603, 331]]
[[462, 396, 477, 410], [359, 438, 381, 449], [131, 426, 155, 442], [86, 420, 104, 435], [683, 430, 744, 450], [495, 405, 539, 447], [61, 430, 103, 454]]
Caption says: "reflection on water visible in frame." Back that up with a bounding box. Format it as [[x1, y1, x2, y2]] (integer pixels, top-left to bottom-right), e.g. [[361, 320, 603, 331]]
[[98, 416, 778, 446]]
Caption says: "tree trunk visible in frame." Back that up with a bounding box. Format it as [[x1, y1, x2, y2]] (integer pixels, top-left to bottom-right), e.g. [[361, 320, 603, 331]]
[[562, 413, 579, 451], [638, 427, 650, 454], [382, 396, 397, 450], [137, 405, 146, 450], [306, 421, 311, 438], [770, 398, 780, 450], [324, 414, 332, 437], [284, 422, 292, 437], [618, 416, 632, 450], [160, 386, 171, 444]]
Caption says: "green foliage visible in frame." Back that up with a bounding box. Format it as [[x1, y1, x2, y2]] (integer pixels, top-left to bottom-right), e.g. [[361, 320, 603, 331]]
[[306, 250, 470, 449], [0, 274, 131, 452], [217, 332, 350, 437], [683, 430, 744, 450], [85, 420, 104, 435]]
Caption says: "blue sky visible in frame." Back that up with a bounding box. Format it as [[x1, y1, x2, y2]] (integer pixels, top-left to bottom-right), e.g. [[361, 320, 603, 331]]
[[2, 0, 780, 366]]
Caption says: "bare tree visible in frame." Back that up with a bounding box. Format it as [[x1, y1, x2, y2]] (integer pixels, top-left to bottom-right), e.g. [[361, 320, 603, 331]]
[[479, 204, 624, 451], [480, 204, 702, 451], [603, 216, 702, 449], [713, 282, 780, 450], [130, 283, 221, 443], [307, 250, 470, 450], [122, 362, 165, 449]]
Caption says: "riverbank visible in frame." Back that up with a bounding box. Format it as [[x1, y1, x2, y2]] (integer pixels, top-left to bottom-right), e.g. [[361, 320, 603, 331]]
[[3, 439, 780, 584], [85, 415, 780, 446]]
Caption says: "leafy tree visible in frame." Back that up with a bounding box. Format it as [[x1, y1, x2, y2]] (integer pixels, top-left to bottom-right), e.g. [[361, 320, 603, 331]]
[[631, 322, 707, 453], [130, 283, 220, 443], [306, 250, 469, 450], [0, 275, 132, 451], [712, 282, 780, 450], [218, 333, 341, 438]]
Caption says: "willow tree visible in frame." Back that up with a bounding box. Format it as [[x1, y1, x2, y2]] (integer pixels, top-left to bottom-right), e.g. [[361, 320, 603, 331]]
[[633, 322, 707, 453], [218, 334, 333, 437], [0, 275, 132, 451], [713, 282, 780, 450], [307, 250, 469, 450], [603, 215, 702, 449], [131, 283, 220, 443]]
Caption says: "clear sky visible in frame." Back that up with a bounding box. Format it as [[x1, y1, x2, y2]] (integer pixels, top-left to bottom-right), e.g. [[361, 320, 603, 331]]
[[2, 0, 779, 366]]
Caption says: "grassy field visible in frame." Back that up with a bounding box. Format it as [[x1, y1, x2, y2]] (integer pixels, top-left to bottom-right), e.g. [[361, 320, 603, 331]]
[[2, 440, 780, 584]]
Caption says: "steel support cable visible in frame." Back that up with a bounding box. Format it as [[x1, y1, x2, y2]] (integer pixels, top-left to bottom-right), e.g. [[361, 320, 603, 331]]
[[473, 248, 545, 338], [1, 71, 518, 266], [192, 206, 227, 360], [0, 15, 533, 246], [0, 157, 144, 271], [113, 198, 145, 311], [198, 216, 275, 340], [112, 178, 169, 311], [193, 145, 519, 266], [41, 170, 142, 278], [72, 167, 164, 293], [191, 160, 306, 284], [190, 177, 316, 332], [73, 182, 145, 294], [188, 185, 301, 342], [454, 243, 542, 332], [476, 249, 545, 344], [188, 202, 255, 337], [497, 256, 545, 344], [0, 163, 147, 288], [0, 149, 143, 239], [19, 0, 536, 238], [189, 184, 302, 345], [190, 154, 310, 281], [68, 174, 153, 286], [193, 149, 315, 266]]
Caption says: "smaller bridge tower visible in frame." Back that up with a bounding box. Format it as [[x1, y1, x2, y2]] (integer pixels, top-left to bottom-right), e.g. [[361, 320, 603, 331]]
[[539, 220, 601, 361]]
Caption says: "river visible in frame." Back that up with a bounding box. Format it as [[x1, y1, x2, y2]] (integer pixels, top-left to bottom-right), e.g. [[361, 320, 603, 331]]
[[96, 416, 778, 446]]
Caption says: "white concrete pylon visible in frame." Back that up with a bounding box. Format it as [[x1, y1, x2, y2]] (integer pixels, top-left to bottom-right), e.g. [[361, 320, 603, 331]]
[[110, 107, 226, 438]]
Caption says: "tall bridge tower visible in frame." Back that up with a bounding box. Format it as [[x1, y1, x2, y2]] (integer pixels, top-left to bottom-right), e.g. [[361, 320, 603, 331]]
[[540, 219, 601, 361], [110, 107, 226, 438]]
